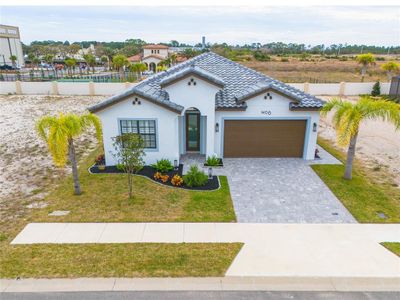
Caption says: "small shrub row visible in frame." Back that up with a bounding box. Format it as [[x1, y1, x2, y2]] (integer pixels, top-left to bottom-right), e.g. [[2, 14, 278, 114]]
[[154, 172, 184, 186], [151, 158, 174, 173]]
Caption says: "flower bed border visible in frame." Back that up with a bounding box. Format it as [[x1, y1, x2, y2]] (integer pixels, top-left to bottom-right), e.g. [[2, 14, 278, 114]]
[[89, 164, 220, 191]]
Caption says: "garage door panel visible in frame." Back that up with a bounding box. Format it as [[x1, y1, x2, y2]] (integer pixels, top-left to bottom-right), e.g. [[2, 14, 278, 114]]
[[223, 120, 306, 157]]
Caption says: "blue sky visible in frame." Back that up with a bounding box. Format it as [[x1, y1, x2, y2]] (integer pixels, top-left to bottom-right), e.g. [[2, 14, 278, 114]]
[[1, 6, 399, 45]]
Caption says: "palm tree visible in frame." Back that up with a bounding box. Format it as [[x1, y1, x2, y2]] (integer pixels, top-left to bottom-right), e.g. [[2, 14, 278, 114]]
[[36, 113, 102, 195], [83, 53, 96, 74], [9, 55, 17, 67], [100, 55, 108, 71], [322, 96, 400, 180], [64, 58, 77, 76], [130, 62, 147, 79], [169, 53, 177, 66], [356, 53, 375, 81], [381, 61, 399, 81], [112, 54, 130, 80], [32, 57, 40, 70]]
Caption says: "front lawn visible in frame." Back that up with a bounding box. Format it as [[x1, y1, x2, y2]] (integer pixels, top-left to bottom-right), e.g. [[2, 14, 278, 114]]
[[29, 149, 236, 223], [381, 242, 400, 257], [0, 243, 243, 278], [311, 138, 400, 223]]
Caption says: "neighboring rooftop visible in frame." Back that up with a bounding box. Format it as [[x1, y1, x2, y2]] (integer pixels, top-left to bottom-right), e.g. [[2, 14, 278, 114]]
[[143, 44, 169, 49], [89, 52, 324, 113]]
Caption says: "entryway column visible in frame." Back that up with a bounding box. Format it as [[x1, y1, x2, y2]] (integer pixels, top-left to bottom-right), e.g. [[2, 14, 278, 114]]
[[205, 114, 215, 157]]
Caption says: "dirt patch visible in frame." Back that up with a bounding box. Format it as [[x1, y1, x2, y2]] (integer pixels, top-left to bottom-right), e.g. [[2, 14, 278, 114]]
[[319, 96, 400, 186], [0, 95, 106, 222]]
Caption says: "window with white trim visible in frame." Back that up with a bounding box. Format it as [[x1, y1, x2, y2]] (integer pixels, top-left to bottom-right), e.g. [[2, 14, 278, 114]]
[[120, 120, 157, 149]]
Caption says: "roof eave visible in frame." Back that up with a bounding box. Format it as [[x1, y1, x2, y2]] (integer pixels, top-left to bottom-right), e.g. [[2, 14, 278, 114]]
[[88, 92, 183, 114]]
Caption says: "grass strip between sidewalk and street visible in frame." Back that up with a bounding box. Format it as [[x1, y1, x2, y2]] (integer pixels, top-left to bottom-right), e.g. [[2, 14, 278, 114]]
[[311, 138, 400, 223], [381, 243, 400, 257], [0, 243, 243, 278]]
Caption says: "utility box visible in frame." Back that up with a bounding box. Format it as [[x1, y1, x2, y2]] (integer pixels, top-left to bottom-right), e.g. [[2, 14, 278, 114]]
[[389, 76, 400, 99]]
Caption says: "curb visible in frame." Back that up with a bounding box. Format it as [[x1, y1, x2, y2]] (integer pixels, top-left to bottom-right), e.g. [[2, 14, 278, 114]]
[[1, 276, 400, 293]]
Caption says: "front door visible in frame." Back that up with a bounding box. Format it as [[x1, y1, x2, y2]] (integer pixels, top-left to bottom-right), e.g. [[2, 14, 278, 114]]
[[186, 112, 200, 151]]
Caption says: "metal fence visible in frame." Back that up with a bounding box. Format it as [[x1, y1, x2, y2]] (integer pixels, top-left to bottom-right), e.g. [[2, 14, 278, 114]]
[[0, 70, 138, 83]]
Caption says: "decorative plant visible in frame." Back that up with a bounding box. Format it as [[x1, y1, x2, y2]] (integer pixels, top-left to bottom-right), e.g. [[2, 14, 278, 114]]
[[205, 155, 221, 166], [112, 133, 145, 199], [171, 174, 184, 186], [321, 96, 400, 180], [36, 113, 102, 195], [160, 174, 169, 183], [184, 165, 208, 187], [381, 61, 399, 81], [151, 159, 174, 173], [356, 53, 375, 81], [153, 172, 162, 180], [95, 154, 105, 165], [371, 81, 381, 96]]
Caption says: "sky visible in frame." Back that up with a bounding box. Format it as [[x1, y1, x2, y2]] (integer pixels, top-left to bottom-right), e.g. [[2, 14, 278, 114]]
[[1, 6, 399, 46]]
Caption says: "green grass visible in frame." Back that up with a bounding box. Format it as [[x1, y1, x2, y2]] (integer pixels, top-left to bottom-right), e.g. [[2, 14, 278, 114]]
[[311, 138, 400, 223], [0, 243, 243, 278], [381, 242, 400, 257], [28, 149, 236, 223], [0, 148, 238, 278]]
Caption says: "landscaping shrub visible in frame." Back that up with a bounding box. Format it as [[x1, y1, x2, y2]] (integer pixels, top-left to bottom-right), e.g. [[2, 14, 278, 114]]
[[151, 159, 174, 173], [95, 154, 105, 165], [371, 81, 381, 96], [171, 174, 184, 186], [206, 155, 221, 166], [116, 163, 124, 171], [184, 165, 208, 187], [153, 172, 169, 183]]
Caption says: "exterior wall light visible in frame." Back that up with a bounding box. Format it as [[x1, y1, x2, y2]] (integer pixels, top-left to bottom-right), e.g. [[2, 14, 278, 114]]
[[313, 122, 317, 132], [208, 167, 213, 179], [215, 122, 219, 133]]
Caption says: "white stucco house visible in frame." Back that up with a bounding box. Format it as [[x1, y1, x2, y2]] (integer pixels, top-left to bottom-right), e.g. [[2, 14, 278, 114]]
[[89, 52, 324, 166], [128, 44, 170, 72]]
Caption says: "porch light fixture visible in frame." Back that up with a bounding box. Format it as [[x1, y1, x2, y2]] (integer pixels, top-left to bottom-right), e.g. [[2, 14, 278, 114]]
[[174, 159, 178, 170], [313, 122, 317, 132], [215, 122, 219, 133], [208, 167, 213, 179]]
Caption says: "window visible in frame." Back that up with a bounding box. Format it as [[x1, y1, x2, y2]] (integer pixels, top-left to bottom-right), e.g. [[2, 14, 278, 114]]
[[120, 120, 157, 149]]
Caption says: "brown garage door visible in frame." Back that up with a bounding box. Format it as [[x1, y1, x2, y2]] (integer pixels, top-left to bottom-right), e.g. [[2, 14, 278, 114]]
[[223, 120, 306, 158]]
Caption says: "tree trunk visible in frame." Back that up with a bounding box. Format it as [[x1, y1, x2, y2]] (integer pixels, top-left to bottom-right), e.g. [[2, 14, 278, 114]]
[[128, 172, 133, 199], [68, 139, 81, 195], [361, 66, 366, 82], [344, 134, 358, 180]]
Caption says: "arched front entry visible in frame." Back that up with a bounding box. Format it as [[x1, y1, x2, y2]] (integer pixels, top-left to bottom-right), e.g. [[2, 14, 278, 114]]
[[185, 108, 201, 152], [149, 62, 156, 73]]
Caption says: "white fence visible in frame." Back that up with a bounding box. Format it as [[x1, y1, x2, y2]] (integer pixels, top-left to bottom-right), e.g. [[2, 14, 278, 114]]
[[0, 81, 390, 96]]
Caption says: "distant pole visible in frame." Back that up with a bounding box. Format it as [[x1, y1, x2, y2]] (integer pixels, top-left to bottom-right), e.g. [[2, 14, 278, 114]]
[[361, 45, 364, 54]]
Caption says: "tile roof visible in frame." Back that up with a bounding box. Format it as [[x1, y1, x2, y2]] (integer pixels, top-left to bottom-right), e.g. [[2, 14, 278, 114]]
[[89, 52, 324, 113], [142, 44, 169, 49]]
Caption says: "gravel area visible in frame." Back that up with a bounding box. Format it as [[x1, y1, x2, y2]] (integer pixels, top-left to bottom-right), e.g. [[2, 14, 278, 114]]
[[319, 96, 400, 186], [0, 95, 106, 221]]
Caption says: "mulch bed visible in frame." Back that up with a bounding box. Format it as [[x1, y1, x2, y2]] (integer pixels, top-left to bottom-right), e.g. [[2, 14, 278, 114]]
[[89, 164, 220, 191]]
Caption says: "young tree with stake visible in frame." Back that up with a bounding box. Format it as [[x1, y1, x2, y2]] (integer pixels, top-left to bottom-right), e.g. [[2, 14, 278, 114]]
[[112, 133, 145, 199]]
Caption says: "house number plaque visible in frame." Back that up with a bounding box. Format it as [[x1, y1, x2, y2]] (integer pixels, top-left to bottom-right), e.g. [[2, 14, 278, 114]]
[[261, 110, 272, 115]]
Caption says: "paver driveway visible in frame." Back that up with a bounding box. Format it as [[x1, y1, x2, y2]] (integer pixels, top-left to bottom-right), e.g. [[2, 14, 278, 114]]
[[182, 155, 356, 223]]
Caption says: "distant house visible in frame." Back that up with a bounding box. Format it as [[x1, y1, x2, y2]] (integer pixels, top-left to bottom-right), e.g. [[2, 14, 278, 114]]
[[128, 44, 169, 72], [89, 52, 324, 166], [128, 44, 187, 72]]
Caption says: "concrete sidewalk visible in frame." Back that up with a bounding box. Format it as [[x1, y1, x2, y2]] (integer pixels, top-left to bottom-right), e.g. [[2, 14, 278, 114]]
[[10, 223, 400, 281]]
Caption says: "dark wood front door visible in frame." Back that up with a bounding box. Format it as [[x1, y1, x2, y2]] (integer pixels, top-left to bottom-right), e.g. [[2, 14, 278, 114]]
[[223, 120, 306, 158], [186, 112, 200, 151]]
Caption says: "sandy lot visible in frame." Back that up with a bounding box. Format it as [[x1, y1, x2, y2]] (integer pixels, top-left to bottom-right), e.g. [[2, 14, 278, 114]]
[[0, 95, 106, 220], [319, 96, 400, 186]]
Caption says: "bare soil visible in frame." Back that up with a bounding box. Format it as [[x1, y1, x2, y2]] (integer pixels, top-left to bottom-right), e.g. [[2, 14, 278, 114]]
[[319, 96, 400, 186], [0, 95, 106, 221]]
